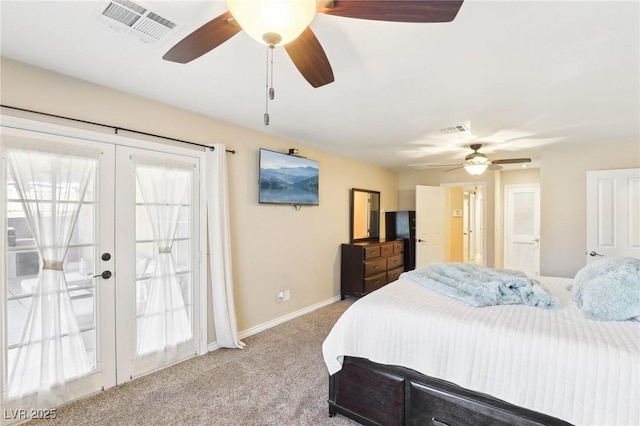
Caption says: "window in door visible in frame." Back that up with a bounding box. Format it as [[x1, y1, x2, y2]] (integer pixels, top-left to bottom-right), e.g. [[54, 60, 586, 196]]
[[3, 143, 103, 409]]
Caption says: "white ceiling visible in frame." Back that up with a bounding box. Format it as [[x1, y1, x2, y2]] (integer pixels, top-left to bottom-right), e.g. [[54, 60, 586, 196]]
[[1, 0, 638, 171]]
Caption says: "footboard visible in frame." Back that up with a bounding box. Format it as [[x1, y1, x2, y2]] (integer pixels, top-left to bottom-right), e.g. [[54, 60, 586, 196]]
[[328, 356, 573, 426]]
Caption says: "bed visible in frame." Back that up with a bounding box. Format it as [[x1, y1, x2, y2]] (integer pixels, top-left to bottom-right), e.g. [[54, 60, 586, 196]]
[[322, 273, 640, 426]]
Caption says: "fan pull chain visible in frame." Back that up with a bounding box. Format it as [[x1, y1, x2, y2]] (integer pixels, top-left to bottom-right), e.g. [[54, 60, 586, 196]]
[[264, 44, 275, 126]]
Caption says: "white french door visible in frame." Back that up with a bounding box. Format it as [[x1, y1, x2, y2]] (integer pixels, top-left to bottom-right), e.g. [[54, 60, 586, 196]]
[[1, 123, 204, 423], [114, 146, 201, 382], [1, 128, 116, 419]]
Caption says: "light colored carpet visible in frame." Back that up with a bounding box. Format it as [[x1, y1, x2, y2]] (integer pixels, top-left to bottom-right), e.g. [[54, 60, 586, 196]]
[[28, 300, 359, 426]]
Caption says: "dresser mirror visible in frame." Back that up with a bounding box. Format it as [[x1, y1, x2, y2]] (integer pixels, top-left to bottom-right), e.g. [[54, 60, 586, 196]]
[[350, 188, 380, 242]]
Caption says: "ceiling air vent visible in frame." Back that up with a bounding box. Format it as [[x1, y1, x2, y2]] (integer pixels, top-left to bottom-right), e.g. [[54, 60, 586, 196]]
[[439, 124, 470, 134], [98, 0, 176, 45]]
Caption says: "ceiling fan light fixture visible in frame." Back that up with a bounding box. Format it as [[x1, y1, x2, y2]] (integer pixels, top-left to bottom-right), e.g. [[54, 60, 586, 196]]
[[464, 163, 488, 175], [464, 157, 489, 175], [227, 0, 316, 46]]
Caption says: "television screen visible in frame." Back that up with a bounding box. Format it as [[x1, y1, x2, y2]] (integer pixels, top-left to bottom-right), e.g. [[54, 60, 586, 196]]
[[259, 149, 319, 205]]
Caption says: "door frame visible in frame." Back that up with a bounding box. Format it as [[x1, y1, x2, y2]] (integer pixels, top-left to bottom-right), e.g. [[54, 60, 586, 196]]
[[1, 116, 208, 408]]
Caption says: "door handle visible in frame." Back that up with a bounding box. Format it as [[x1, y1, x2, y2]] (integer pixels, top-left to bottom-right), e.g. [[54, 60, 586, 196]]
[[417, 238, 426, 243], [588, 251, 604, 257], [94, 270, 112, 279]]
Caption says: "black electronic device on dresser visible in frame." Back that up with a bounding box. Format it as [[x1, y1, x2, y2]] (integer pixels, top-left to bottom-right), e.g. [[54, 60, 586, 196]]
[[385, 210, 416, 271], [340, 240, 404, 299]]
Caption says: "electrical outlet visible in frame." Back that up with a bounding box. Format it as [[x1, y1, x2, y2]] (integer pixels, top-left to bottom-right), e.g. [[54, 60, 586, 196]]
[[276, 291, 284, 303]]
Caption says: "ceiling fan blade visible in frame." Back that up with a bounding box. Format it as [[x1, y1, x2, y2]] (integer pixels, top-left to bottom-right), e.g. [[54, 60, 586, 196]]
[[163, 11, 241, 63], [444, 165, 465, 173], [426, 163, 463, 167], [318, 0, 464, 23], [491, 158, 532, 165], [284, 27, 334, 88], [407, 162, 463, 169]]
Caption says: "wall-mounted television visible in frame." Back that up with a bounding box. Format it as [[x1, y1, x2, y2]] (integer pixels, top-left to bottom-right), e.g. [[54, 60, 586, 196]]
[[259, 148, 319, 205]]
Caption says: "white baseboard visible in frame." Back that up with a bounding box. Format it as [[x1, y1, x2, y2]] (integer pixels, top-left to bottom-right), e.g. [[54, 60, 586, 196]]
[[208, 295, 341, 352]]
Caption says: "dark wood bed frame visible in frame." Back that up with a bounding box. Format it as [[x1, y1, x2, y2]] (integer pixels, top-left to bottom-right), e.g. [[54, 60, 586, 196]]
[[328, 356, 573, 426]]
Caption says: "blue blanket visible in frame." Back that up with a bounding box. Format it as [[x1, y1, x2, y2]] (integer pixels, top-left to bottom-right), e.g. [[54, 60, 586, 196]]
[[571, 257, 640, 321], [400, 263, 560, 309]]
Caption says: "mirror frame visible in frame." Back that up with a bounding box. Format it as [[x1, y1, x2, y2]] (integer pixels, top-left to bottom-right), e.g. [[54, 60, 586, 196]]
[[350, 188, 381, 243]]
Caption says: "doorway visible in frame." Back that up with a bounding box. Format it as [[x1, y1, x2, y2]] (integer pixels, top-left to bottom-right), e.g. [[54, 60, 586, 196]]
[[1, 124, 205, 419], [415, 184, 485, 268], [461, 186, 484, 265]]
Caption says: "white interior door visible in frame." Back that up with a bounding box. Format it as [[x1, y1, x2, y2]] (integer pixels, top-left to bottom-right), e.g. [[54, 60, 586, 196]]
[[415, 185, 446, 268], [472, 188, 484, 265], [462, 192, 470, 263], [504, 184, 540, 276], [468, 191, 477, 261], [586, 168, 640, 261]]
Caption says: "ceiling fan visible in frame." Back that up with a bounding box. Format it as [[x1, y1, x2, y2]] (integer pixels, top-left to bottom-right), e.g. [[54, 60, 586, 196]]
[[410, 144, 532, 175], [162, 0, 465, 88]]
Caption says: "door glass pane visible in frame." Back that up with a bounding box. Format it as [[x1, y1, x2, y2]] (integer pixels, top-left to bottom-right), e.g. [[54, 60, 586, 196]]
[[4, 150, 99, 397], [133, 160, 194, 363]]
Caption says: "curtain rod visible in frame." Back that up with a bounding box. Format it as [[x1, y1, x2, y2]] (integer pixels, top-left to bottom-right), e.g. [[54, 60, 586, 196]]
[[0, 104, 236, 154]]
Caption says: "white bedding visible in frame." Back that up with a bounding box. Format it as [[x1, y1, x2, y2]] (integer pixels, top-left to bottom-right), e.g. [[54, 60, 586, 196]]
[[322, 276, 640, 426]]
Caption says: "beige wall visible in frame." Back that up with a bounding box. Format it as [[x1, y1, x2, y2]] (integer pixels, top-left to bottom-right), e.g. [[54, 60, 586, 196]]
[[445, 187, 463, 262], [540, 140, 639, 277], [0, 58, 399, 341]]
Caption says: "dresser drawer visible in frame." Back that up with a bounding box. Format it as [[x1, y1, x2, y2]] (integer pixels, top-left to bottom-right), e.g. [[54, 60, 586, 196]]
[[387, 266, 404, 283], [364, 258, 387, 277], [364, 245, 381, 259], [364, 272, 387, 293], [380, 242, 394, 257], [387, 253, 404, 270], [341, 240, 409, 299]]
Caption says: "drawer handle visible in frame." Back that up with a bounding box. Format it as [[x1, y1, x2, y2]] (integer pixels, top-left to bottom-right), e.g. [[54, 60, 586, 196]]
[[373, 265, 379, 269], [431, 418, 450, 426]]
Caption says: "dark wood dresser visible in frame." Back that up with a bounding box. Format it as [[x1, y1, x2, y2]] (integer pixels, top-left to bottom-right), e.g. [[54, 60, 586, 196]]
[[340, 240, 404, 299]]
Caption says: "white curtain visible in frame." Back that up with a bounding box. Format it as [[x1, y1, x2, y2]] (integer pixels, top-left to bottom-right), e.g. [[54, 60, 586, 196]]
[[6, 147, 97, 407], [206, 144, 244, 349], [134, 159, 194, 360]]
